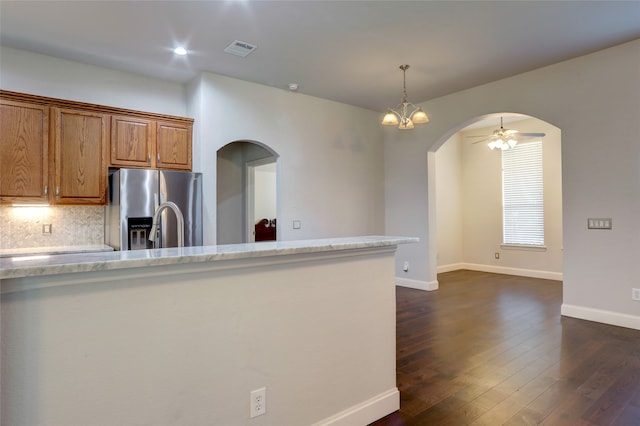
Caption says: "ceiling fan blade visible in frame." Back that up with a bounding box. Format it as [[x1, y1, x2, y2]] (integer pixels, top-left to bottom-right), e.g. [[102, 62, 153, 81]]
[[466, 129, 545, 145], [517, 132, 546, 138]]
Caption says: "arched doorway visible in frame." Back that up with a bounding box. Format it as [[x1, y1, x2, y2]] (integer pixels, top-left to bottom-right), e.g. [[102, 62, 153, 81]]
[[216, 141, 279, 244], [433, 113, 563, 282]]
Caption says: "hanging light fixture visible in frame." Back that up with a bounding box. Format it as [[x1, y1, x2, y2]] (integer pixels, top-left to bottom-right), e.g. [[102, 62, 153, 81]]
[[468, 116, 546, 150], [381, 64, 429, 130], [485, 117, 545, 150], [485, 117, 519, 150]]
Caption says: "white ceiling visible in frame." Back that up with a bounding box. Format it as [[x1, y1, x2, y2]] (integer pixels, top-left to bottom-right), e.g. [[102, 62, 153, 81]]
[[1, 1, 639, 112]]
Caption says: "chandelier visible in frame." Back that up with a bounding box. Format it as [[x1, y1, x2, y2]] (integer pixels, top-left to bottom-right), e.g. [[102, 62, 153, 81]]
[[381, 64, 429, 130]]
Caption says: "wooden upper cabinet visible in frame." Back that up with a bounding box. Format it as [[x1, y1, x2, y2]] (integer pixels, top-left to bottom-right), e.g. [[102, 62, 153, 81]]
[[1, 90, 194, 205], [109, 116, 192, 171], [52, 108, 108, 205], [0, 99, 49, 204], [110, 116, 154, 167], [156, 120, 192, 170]]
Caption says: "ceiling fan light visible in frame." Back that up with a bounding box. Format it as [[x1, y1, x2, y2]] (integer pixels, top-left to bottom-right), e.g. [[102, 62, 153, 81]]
[[481, 116, 544, 151], [382, 110, 399, 125], [411, 108, 429, 124]]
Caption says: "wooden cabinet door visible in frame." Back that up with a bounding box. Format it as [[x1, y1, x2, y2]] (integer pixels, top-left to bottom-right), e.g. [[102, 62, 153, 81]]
[[0, 100, 49, 204], [156, 121, 192, 170], [110, 115, 154, 168], [52, 108, 107, 205]]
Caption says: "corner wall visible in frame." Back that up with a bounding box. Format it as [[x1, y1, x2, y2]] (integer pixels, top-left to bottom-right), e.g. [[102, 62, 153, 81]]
[[435, 133, 463, 270]]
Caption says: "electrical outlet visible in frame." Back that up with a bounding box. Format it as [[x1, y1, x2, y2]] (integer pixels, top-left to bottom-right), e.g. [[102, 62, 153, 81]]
[[250, 387, 266, 418], [495, 252, 500, 260], [42, 224, 52, 235], [632, 288, 640, 301], [403, 261, 409, 272]]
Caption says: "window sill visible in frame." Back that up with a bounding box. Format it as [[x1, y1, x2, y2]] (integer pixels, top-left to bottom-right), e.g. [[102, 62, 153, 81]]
[[501, 244, 547, 252]]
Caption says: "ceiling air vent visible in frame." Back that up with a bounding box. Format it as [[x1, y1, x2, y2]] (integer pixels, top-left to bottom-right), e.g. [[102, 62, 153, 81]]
[[224, 40, 257, 57]]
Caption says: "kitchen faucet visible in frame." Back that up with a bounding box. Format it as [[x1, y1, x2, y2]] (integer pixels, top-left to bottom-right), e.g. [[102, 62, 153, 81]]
[[148, 201, 185, 248]]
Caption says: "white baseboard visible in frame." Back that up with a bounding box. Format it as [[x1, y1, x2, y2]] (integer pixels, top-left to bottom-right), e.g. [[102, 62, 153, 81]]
[[561, 304, 640, 331], [396, 277, 439, 291], [441, 263, 563, 281], [312, 388, 399, 426], [437, 263, 465, 274]]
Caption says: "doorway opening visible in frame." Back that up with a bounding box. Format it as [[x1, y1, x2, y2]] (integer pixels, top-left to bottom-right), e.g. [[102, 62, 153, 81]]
[[247, 158, 277, 242], [433, 113, 563, 282], [216, 141, 279, 244]]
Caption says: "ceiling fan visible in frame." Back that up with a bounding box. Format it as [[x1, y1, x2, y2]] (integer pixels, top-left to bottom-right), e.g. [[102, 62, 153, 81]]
[[470, 117, 545, 150]]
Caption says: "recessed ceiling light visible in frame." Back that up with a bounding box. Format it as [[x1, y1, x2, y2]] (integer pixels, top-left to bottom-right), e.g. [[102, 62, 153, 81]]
[[174, 47, 187, 56]]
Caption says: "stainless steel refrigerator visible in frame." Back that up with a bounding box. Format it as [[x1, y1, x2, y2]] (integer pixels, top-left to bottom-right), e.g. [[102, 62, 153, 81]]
[[106, 168, 203, 250]]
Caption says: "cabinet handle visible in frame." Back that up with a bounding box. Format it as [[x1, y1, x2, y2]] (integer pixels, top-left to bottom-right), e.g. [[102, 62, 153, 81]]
[[148, 153, 151, 163], [44, 185, 48, 197], [55, 186, 60, 199], [157, 153, 160, 163]]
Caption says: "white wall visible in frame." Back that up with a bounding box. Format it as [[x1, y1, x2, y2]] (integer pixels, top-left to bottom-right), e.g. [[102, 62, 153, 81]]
[[435, 133, 463, 269], [255, 163, 277, 222], [386, 39, 640, 329], [189, 72, 385, 245], [0, 46, 186, 116], [1, 248, 399, 426], [216, 143, 246, 244]]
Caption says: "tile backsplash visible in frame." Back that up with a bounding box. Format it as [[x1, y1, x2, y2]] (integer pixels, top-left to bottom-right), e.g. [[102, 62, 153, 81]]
[[0, 206, 105, 249]]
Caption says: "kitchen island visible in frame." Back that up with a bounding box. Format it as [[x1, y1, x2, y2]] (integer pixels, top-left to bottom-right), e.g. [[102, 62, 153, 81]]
[[1, 236, 416, 426]]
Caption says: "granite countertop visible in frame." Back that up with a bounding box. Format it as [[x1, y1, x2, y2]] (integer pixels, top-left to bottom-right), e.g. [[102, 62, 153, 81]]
[[0, 245, 114, 258], [0, 236, 418, 280]]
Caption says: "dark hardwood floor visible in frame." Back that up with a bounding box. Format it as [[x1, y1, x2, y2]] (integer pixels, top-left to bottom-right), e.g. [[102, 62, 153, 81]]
[[370, 270, 640, 426]]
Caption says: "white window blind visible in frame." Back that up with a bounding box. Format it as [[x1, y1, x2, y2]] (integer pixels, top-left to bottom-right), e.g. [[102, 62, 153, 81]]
[[502, 141, 544, 246]]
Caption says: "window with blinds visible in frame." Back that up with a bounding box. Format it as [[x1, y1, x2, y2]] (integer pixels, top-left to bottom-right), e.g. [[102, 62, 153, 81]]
[[502, 140, 544, 246]]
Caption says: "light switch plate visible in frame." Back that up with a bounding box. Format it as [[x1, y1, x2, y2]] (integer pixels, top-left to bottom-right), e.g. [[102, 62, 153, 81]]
[[587, 218, 612, 230], [293, 220, 301, 229]]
